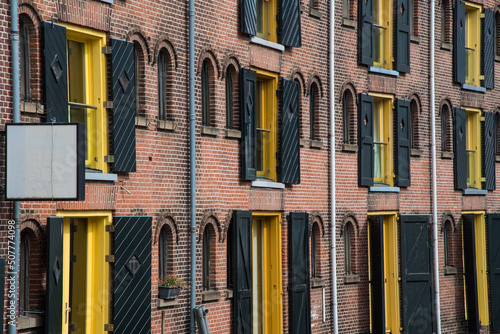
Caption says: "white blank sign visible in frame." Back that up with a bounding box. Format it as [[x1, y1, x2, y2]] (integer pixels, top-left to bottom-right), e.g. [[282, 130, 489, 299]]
[[6, 123, 85, 200]]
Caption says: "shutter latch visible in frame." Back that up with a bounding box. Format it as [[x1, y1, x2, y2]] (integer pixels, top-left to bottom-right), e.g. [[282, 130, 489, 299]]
[[105, 224, 115, 232], [104, 324, 114, 332], [105, 255, 115, 263], [104, 155, 114, 163]]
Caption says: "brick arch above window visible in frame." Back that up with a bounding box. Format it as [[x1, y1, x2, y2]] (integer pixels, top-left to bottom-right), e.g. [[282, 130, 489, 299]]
[[290, 68, 306, 96], [152, 37, 178, 69], [440, 211, 456, 233], [339, 212, 359, 237], [127, 29, 151, 63], [154, 214, 179, 244], [309, 213, 326, 237], [198, 214, 222, 243], [221, 54, 241, 80], [196, 48, 220, 79], [305, 73, 323, 98]]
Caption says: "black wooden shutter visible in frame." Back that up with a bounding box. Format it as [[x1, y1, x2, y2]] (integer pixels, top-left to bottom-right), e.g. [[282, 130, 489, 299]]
[[454, 108, 467, 190], [395, 0, 410, 73], [453, 0, 466, 84], [240, 0, 257, 35], [114, 216, 152, 334], [232, 210, 253, 334], [240, 68, 257, 181], [482, 8, 495, 89], [463, 214, 480, 334], [279, 0, 302, 47], [358, 94, 374, 187], [369, 216, 385, 334], [395, 99, 411, 187], [111, 38, 137, 173], [279, 78, 301, 184], [289, 212, 311, 334], [401, 215, 435, 334], [358, 0, 373, 66], [45, 217, 64, 334], [488, 214, 500, 331], [483, 112, 496, 190], [43, 21, 68, 123]]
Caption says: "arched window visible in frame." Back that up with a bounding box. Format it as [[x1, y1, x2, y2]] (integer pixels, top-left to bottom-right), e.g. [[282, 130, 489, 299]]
[[227, 223, 234, 288], [311, 222, 321, 278], [441, 0, 451, 43], [496, 12, 500, 57], [410, 98, 419, 149], [441, 104, 451, 152], [158, 49, 172, 121], [310, 83, 319, 140], [344, 223, 353, 274], [443, 220, 451, 267], [201, 59, 214, 127], [19, 232, 30, 314], [133, 42, 145, 115], [342, 90, 354, 144], [202, 224, 215, 291], [225, 65, 239, 129], [158, 225, 173, 280], [19, 17, 30, 101]]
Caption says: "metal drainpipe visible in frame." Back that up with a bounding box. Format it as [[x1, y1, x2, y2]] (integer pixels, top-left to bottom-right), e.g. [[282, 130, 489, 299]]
[[430, 0, 442, 333], [188, 0, 197, 331], [329, 0, 338, 332], [9, 0, 20, 332]]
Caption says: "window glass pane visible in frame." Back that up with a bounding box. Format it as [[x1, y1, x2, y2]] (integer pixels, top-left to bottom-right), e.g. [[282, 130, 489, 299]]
[[444, 222, 449, 266], [203, 228, 210, 290], [158, 50, 166, 120], [373, 102, 382, 181], [343, 91, 349, 143], [20, 19, 30, 101], [226, 68, 233, 129], [344, 226, 351, 274], [342, 0, 349, 18], [202, 61, 210, 126], [310, 85, 316, 140], [256, 80, 264, 173]]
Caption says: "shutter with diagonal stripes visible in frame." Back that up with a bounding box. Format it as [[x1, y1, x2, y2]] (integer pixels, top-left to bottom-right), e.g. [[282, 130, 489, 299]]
[[279, 78, 301, 184], [395, 0, 410, 72], [240, 0, 257, 35], [43, 21, 68, 123], [232, 210, 253, 334], [113, 216, 152, 334], [454, 108, 467, 190], [483, 112, 496, 190], [358, 94, 374, 187], [240, 68, 257, 181], [401, 215, 435, 333], [454, 0, 465, 84], [482, 8, 494, 89], [395, 99, 411, 187], [369, 216, 385, 334], [358, 0, 373, 66], [488, 214, 500, 331], [463, 214, 480, 334], [289, 212, 311, 334], [279, 0, 302, 47], [111, 39, 137, 172], [45, 217, 64, 334]]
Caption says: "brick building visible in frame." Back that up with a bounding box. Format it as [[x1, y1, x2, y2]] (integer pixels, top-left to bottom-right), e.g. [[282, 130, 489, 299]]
[[1, 0, 332, 333], [336, 0, 500, 333]]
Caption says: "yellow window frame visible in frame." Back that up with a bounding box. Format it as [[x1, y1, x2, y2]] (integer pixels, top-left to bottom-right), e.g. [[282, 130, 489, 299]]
[[465, 108, 482, 189], [370, 93, 394, 186], [256, 0, 277, 43], [57, 210, 111, 334], [367, 212, 400, 334], [464, 2, 482, 86], [462, 211, 489, 326], [373, 0, 393, 69], [62, 23, 108, 172], [251, 212, 283, 334], [254, 68, 278, 181]]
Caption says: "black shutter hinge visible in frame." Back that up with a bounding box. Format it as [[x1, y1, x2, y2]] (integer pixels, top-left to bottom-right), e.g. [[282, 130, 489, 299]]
[[103, 101, 113, 109], [102, 46, 112, 55], [105, 255, 115, 263], [276, 89, 280, 96], [105, 224, 115, 232], [104, 324, 114, 332], [104, 155, 114, 163]]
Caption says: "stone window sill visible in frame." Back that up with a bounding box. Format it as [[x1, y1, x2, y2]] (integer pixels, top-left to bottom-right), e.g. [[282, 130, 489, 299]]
[[18, 315, 44, 330], [225, 129, 241, 139], [441, 151, 454, 159], [251, 179, 285, 189], [369, 66, 399, 77], [310, 139, 323, 149], [311, 277, 325, 288], [441, 42, 452, 51], [135, 116, 150, 128], [202, 290, 221, 302], [495, 55, 500, 63], [300, 138, 307, 147], [157, 298, 179, 308], [85, 172, 118, 182], [444, 266, 457, 275], [463, 189, 487, 196], [20, 101, 43, 114], [343, 274, 360, 284], [225, 289, 233, 299], [369, 186, 400, 193], [496, 155, 500, 163], [308, 7, 322, 19], [410, 149, 422, 157], [342, 143, 358, 153], [461, 84, 486, 93], [342, 18, 356, 29], [201, 125, 218, 136], [249, 37, 285, 52], [158, 119, 177, 131], [410, 35, 420, 44]]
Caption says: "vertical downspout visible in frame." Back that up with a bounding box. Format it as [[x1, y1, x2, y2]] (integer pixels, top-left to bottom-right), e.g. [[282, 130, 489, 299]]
[[9, 0, 20, 332], [430, 1, 442, 333], [329, 0, 338, 333], [188, 0, 196, 332]]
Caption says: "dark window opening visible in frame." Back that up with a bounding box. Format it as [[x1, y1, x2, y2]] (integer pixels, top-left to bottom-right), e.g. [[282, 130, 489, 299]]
[[344, 223, 353, 275], [20, 17, 30, 101], [201, 59, 211, 126], [310, 83, 319, 140], [227, 223, 234, 288], [19, 232, 30, 315]]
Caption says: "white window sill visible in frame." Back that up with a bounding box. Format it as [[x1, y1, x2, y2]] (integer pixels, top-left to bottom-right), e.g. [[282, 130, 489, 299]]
[[85, 172, 117, 182], [369, 186, 400, 193], [249, 37, 285, 52], [251, 179, 285, 189], [463, 189, 487, 195], [461, 84, 486, 93], [369, 66, 399, 77]]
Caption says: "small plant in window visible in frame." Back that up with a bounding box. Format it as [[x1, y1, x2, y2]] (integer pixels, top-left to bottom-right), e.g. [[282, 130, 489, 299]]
[[158, 275, 185, 300]]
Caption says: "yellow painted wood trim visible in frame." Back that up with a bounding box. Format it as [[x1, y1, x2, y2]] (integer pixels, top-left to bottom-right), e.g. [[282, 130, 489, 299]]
[[56, 211, 113, 219], [462, 210, 486, 215], [368, 92, 395, 101], [367, 211, 399, 216], [474, 214, 489, 325]]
